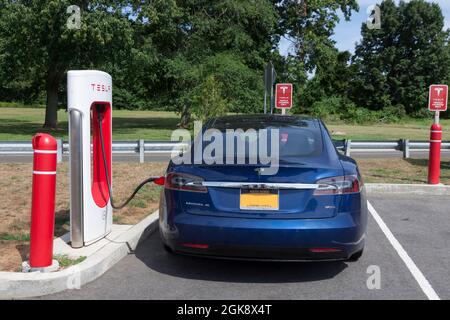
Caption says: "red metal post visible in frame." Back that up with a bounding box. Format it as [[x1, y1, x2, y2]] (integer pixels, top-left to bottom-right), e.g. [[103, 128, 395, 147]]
[[29, 133, 57, 268], [428, 123, 442, 185]]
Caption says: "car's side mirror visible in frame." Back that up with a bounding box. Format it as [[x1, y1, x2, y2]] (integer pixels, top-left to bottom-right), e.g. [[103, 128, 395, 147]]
[[333, 139, 345, 151]]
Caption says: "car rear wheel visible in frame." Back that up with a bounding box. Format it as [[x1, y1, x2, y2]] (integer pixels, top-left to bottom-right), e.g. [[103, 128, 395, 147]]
[[347, 249, 364, 262]]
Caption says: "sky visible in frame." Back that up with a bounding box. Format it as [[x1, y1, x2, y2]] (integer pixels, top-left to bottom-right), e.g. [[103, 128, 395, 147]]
[[279, 0, 450, 55]]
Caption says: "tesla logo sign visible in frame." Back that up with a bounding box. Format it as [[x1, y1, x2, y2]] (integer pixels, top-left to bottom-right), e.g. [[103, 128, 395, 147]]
[[275, 83, 293, 109], [429, 85, 448, 112], [91, 83, 111, 93]]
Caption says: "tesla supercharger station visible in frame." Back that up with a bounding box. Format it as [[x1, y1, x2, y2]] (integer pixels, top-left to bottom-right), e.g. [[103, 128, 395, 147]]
[[68, 70, 113, 248]]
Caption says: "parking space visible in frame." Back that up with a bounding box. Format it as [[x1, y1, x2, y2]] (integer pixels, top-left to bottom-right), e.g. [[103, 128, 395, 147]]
[[369, 195, 450, 299], [39, 193, 449, 300]]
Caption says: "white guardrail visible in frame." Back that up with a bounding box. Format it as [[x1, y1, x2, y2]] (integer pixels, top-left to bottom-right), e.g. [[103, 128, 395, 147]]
[[0, 139, 449, 163], [0, 140, 188, 163]]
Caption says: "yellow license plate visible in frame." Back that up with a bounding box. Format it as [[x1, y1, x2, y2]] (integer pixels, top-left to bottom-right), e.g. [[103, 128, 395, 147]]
[[240, 189, 279, 210]]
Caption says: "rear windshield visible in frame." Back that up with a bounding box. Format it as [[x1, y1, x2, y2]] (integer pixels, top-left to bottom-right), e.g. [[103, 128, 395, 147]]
[[198, 117, 324, 164]]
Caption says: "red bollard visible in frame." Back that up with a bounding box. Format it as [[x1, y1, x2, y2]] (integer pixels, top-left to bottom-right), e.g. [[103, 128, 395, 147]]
[[29, 133, 57, 268], [428, 123, 442, 185]]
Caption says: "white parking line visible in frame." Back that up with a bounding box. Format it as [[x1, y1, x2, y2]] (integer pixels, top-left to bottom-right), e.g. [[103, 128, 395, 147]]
[[367, 201, 440, 300]]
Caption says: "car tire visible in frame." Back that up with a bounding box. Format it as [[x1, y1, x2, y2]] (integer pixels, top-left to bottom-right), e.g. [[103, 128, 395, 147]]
[[347, 249, 364, 262]]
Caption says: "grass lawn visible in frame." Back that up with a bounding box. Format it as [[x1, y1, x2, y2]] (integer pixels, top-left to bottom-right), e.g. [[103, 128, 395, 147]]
[[1, 107, 449, 141], [327, 119, 450, 141], [0, 107, 180, 141], [357, 158, 450, 184]]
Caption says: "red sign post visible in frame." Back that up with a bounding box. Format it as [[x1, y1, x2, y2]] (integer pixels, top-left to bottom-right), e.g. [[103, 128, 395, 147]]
[[429, 85, 448, 112], [275, 83, 293, 114], [427, 85, 448, 185]]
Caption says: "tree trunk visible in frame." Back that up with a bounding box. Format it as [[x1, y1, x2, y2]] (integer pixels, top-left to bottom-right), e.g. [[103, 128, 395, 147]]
[[43, 67, 63, 129], [44, 83, 59, 129], [178, 104, 191, 129]]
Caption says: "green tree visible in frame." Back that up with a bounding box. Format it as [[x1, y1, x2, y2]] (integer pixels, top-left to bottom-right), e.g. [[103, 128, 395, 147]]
[[0, 1, 134, 128], [352, 0, 450, 115], [299, 50, 356, 114], [135, 0, 279, 125], [190, 75, 227, 121], [273, 0, 358, 113], [275, 0, 358, 69]]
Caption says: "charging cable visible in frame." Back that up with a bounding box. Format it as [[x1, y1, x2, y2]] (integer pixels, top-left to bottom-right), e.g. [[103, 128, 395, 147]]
[[97, 109, 162, 210]]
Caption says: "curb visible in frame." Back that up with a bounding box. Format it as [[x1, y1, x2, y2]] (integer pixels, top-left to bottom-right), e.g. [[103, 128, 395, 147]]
[[365, 183, 450, 196], [0, 211, 159, 299]]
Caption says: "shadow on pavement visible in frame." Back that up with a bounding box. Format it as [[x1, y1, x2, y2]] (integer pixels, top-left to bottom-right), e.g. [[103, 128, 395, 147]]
[[134, 227, 348, 284]]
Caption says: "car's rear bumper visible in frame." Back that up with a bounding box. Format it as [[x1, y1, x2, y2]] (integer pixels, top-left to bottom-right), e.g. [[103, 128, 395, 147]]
[[169, 244, 358, 261], [160, 211, 366, 261]]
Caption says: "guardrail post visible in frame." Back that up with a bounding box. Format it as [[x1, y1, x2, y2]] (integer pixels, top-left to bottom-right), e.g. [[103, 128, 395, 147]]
[[56, 139, 63, 163], [403, 139, 410, 159], [345, 139, 351, 157], [139, 139, 144, 164]]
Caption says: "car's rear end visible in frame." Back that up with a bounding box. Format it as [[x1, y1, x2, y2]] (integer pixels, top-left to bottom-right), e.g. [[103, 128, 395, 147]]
[[159, 115, 367, 261]]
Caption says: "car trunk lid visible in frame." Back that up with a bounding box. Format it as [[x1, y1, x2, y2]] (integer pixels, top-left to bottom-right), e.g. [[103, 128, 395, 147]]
[[177, 162, 344, 219]]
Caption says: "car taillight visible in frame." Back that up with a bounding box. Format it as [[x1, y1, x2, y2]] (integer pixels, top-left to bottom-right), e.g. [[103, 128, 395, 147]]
[[314, 175, 362, 195], [165, 172, 208, 193]]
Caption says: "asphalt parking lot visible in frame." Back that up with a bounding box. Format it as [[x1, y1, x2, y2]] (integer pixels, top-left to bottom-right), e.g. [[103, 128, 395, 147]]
[[41, 194, 449, 300]]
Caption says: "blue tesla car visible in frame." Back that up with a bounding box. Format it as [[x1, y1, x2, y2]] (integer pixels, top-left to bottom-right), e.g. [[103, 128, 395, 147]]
[[159, 115, 367, 261]]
